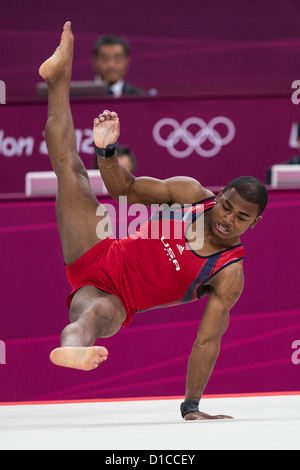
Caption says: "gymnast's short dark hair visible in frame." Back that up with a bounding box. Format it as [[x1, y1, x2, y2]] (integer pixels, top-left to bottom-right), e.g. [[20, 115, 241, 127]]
[[223, 176, 268, 216], [92, 35, 130, 57]]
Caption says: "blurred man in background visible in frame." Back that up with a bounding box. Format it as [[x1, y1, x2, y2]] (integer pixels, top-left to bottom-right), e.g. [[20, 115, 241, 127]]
[[92, 35, 147, 97]]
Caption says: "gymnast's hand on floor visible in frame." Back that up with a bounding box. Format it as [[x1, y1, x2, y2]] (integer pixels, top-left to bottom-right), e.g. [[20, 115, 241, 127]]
[[184, 411, 233, 420], [93, 110, 120, 149]]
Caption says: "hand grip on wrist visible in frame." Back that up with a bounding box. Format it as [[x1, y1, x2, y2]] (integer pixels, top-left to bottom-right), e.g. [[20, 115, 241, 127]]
[[94, 141, 118, 159], [180, 400, 200, 418]]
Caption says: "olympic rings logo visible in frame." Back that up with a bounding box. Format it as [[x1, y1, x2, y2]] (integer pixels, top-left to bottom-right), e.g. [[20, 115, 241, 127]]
[[152, 117, 236, 158]]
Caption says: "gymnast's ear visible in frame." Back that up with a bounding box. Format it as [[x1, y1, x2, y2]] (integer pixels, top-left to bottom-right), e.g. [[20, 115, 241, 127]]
[[215, 188, 224, 200], [250, 215, 262, 228]]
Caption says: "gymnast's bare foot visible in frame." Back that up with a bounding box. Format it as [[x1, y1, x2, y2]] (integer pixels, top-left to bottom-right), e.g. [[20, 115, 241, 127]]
[[39, 21, 74, 85], [50, 346, 109, 371]]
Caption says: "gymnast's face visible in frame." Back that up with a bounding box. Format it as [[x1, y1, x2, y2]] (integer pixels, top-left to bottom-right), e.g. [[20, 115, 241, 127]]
[[211, 188, 262, 239]]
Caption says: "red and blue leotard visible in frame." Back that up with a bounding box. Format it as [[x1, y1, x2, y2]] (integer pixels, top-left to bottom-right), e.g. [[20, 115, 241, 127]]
[[65, 196, 245, 326]]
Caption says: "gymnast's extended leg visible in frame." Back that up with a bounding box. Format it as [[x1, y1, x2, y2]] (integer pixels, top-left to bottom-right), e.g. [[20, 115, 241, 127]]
[[39, 22, 126, 370]]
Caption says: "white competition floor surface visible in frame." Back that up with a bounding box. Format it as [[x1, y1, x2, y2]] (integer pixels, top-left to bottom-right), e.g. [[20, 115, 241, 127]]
[[0, 393, 299, 450]]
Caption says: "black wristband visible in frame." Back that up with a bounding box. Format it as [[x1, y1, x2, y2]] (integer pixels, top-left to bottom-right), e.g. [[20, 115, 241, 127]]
[[94, 141, 118, 159], [180, 400, 200, 418]]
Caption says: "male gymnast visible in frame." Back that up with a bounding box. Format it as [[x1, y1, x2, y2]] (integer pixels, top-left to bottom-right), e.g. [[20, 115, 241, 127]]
[[39, 22, 268, 420]]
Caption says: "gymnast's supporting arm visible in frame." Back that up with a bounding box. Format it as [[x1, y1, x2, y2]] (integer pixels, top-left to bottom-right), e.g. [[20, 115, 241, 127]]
[[181, 261, 244, 420]]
